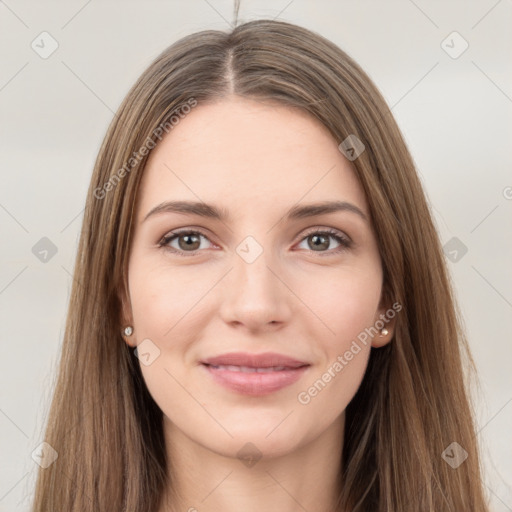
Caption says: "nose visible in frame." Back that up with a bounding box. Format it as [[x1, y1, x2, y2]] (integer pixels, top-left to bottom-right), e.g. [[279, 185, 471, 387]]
[[218, 244, 293, 333]]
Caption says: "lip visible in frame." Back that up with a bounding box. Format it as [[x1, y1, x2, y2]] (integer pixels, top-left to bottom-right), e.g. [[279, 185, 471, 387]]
[[200, 352, 310, 396], [202, 351, 309, 368]]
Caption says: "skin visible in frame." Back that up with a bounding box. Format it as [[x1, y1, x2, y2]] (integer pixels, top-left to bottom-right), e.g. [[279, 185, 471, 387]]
[[120, 96, 395, 512]]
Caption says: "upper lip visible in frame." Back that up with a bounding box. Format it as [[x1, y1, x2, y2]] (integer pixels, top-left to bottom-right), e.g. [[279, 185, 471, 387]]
[[201, 352, 309, 369]]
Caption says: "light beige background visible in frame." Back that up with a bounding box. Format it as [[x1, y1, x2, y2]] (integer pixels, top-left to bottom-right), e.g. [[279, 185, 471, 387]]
[[0, 0, 511, 510]]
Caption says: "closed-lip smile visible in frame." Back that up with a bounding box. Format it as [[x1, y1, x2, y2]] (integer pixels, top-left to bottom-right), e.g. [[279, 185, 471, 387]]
[[200, 351, 310, 395]]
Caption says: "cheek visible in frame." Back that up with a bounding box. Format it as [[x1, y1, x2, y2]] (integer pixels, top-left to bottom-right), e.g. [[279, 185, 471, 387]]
[[128, 261, 215, 408], [128, 260, 212, 341], [127, 262, 208, 425], [281, 263, 381, 426], [296, 343, 370, 440], [295, 273, 378, 396], [297, 263, 382, 345]]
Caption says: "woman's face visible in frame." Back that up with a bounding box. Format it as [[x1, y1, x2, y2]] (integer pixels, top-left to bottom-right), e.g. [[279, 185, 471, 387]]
[[123, 96, 391, 459]]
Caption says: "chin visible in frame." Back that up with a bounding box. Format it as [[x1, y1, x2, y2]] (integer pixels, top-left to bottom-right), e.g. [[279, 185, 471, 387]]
[[204, 418, 311, 459], [205, 433, 303, 463]]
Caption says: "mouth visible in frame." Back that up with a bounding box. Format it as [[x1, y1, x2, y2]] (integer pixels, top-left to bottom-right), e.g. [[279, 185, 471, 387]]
[[200, 352, 310, 396]]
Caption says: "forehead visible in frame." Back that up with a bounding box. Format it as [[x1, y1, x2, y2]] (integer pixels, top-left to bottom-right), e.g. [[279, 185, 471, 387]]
[[136, 96, 368, 221]]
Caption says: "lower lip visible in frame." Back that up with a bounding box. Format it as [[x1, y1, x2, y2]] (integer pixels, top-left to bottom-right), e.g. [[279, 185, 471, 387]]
[[201, 364, 309, 396]]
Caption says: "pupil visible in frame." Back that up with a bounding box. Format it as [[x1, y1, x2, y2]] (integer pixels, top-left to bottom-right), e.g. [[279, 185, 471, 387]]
[[179, 234, 200, 250], [310, 234, 328, 251]]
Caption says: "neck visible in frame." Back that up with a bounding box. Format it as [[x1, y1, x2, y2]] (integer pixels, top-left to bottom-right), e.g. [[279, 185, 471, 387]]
[[158, 414, 345, 512]]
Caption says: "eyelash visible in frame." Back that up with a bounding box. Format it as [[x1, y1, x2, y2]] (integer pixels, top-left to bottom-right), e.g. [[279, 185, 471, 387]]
[[158, 228, 352, 257]]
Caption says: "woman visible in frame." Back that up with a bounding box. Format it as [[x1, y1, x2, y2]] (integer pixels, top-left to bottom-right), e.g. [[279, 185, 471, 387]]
[[31, 16, 490, 512]]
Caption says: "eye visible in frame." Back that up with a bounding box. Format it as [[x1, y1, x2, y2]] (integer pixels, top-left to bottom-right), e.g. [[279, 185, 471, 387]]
[[296, 228, 352, 254], [158, 230, 214, 256], [158, 227, 352, 257]]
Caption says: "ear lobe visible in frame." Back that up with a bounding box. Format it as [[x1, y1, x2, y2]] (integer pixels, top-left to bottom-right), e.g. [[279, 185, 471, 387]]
[[371, 293, 399, 348], [121, 326, 136, 347], [371, 323, 394, 348]]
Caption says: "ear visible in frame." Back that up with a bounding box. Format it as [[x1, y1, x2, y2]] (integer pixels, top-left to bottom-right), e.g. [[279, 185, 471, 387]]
[[118, 281, 135, 347], [371, 290, 400, 348]]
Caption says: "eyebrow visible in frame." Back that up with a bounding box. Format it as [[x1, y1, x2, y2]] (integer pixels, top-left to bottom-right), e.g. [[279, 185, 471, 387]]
[[143, 200, 368, 224]]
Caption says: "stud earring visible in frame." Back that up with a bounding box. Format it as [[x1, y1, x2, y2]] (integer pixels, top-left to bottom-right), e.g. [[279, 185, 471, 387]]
[[123, 326, 133, 336], [379, 328, 389, 337]]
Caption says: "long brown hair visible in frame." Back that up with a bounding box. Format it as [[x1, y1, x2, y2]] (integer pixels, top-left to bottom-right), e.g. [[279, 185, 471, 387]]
[[31, 18, 490, 512]]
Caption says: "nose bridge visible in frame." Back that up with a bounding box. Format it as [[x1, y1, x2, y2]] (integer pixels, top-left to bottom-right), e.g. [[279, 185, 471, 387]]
[[233, 236, 279, 299], [219, 234, 291, 328]]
